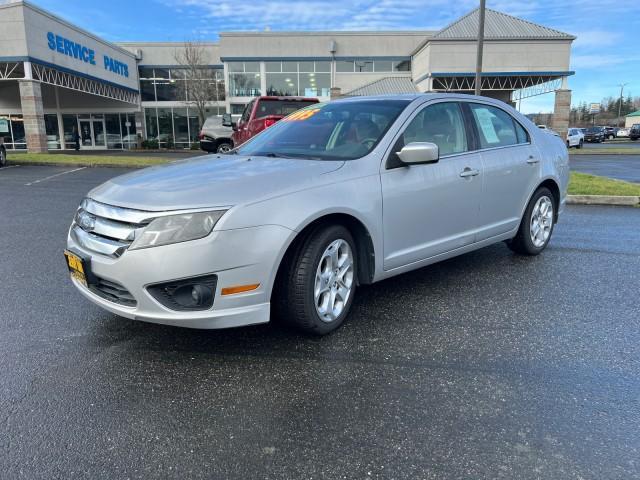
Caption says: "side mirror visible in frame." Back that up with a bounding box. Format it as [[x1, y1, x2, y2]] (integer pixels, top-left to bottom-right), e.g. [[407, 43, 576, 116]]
[[396, 142, 439, 165], [222, 113, 232, 127]]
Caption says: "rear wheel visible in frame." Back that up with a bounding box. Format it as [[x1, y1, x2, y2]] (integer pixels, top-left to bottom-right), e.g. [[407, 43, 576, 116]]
[[577, 139, 583, 149], [507, 187, 555, 256], [275, 225, 357, 335], [0, 146, 6, 167], [216, 141, 232, 153]]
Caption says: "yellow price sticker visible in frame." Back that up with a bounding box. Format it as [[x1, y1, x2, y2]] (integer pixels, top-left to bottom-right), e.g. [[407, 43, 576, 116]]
[[284, 108, 321, 122]]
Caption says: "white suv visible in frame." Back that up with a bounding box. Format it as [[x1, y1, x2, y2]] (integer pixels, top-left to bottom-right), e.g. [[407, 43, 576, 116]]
[[566, 128, 584, 149]]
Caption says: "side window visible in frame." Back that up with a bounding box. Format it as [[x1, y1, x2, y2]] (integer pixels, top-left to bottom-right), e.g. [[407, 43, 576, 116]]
[[469, 103, 520, 149], [515, 120, 530, 144], [400, 102, 468, 156], [240, 101, 254, 123]]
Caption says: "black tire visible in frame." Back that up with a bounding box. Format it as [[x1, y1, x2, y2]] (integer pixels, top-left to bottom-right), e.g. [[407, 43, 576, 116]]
[[274, 224, 357, 335], [507, 187, 556, 256], [566, 141, 571, 149], [0, 146, 6, 167], [216, 141, 233, 154], [577, 140, 583, 149]]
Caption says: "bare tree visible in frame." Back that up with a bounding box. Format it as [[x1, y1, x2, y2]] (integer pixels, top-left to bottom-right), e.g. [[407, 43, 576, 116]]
[[174, 42, 224, 126]]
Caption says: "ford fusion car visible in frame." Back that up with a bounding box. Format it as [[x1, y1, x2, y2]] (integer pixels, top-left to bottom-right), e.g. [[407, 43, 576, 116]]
[[65, 94, 569, 335]]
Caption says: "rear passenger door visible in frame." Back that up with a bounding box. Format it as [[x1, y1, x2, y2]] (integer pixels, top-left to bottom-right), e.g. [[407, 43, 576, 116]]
[[465, 102, 540, 241], [381, 101, 483, 270]]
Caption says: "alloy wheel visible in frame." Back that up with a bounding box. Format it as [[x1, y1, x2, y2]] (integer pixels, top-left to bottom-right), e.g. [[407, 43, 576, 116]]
[[530, 196, 553, 248], [314, 239, 354, 323]]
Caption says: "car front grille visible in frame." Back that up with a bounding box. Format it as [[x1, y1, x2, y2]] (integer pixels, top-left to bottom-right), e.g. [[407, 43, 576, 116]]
[[71, 198, 153, 257], [89, 277, 137, 307]]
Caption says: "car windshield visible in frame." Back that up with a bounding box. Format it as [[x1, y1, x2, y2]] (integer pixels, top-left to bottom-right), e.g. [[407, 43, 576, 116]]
[[586, 127, 602, 133], [234, 99, 411, 160]]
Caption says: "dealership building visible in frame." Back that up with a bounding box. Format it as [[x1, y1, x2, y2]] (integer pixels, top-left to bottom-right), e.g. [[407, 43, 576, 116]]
[[0, 0, 575, 152]]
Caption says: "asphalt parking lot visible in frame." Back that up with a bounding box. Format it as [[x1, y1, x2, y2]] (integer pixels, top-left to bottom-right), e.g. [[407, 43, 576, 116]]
[[570, 154, 640, 183], [1, 165, 639, 479]]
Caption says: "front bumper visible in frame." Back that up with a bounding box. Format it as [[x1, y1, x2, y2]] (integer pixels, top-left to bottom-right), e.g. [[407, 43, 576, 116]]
[[66, 224, 294, 329]]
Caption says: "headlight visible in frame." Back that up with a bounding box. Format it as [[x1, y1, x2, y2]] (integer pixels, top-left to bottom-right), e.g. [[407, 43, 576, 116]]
[[129, 210, 226, 250]]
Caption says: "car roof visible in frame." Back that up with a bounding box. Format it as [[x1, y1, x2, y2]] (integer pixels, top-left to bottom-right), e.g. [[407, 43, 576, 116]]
[[332, 92, 511, 105]]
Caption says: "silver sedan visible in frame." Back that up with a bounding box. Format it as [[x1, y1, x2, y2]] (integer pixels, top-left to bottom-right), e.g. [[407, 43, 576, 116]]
[[65, 94, 569, 335]]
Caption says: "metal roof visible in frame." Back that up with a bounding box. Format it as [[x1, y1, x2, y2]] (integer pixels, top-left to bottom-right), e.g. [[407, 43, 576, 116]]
[[434, 8, 575, 40], [626, 110, 640, 117], [343, 77, 418, 96]]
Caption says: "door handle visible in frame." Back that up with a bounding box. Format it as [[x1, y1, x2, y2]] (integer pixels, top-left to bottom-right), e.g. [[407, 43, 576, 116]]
[[459, 168, 480, 178], [526, 156, 540, 164]]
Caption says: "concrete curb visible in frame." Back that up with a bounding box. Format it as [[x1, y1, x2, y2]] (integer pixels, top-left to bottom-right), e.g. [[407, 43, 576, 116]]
[[7, 161, 160, 168], [567, 195, 640, 206]]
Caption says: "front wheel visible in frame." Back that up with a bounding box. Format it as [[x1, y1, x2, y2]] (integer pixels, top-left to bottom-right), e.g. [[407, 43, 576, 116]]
[[275, 225, 357, 335], [577, 140, 583, 149], [507, 187, 555, 256]]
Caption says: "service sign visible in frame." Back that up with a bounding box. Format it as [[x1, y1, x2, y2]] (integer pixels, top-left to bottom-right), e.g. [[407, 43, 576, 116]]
[[589, 103, 601, 114], [47, 32, 130, 78]]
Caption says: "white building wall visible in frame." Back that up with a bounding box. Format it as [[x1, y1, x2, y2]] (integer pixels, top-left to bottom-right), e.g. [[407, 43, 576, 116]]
[[0, 2, 29, 57], [119, 42, 222, 66]]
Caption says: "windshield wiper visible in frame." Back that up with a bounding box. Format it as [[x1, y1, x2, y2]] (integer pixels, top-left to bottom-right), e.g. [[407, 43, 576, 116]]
[[260, 152, 325, 160]]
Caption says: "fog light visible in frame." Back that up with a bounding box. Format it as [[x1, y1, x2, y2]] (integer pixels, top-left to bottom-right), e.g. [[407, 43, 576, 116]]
[[147, 275, 217, 311]]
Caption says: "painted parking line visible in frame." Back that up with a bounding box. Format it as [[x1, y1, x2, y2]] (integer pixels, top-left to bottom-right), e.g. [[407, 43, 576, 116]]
[[24, 166, 87, 186], [3, 165, 20, 170]]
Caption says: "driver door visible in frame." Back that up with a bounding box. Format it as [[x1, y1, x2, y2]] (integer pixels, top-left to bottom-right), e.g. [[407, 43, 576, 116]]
[[380, 101, 483, 270]]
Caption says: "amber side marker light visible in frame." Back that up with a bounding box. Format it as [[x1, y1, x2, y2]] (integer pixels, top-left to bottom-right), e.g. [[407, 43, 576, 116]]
[[221, 284, 260, 296]]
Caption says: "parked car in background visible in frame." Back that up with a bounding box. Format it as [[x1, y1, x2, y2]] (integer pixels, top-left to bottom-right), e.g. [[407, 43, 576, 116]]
[[566, 128, 584, 148], [64, 94, 569, 335], [537, 125, 560, 137], [199, 116, 234, 153], [584, 126, 606, 143], [616, 127, 630, 138], [630, 124, 640, 141], [603, 126, 616, 140], [579, 128, 587, 135], [224, 96, 319, 147], [0, 143, 6, 167]]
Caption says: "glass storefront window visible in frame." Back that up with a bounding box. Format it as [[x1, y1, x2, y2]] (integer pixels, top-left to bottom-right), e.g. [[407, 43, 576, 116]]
[[229, 72, 261, 97], [139, 67, 154, 79], [188, 110, 201, 144], [265, 73, 298, 96], [393, 60, 411, 72], [355, 60, 373, 72], [173, 108, 189, 148], [231, 104, 246, 115], [227, 62, 244, 73], [299, 73, 330, 97], [154, 68, 170, 79], [0, 115, 11, 146], [155, 79, 177, 101], [145, 109, 158, 141], [298, 61, 314, 72], [244, 62, 260, 73], [105, 114, 122, 149], [121, 114, 137, 149], [374, 60, 393, 72], [62, 115, 77, 148], [265, 62, 281, 72], [282, 62, 297, 72], [315, 61, 331, 72], [336, 61, 354, 72], [11, 115, 26, 149], [140, 80, 156, 101], [44, 114, 60, 149], [157, 108, 173, 147]]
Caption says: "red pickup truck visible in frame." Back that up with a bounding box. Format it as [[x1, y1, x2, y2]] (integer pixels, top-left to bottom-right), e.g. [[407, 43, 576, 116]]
[[223, 96, 319, 147]]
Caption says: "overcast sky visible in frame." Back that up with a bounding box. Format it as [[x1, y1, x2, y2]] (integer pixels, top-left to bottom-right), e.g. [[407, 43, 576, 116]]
[[27, 0, 640, 113]]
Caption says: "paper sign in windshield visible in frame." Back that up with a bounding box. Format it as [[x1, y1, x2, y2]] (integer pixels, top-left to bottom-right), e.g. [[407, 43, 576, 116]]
[[474, 108, 500, 144], [284, 108, 321, 122]]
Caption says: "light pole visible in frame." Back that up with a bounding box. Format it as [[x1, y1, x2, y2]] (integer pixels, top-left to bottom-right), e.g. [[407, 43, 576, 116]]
[[474, 0, 486, 96], [617, 83, 628, 127]]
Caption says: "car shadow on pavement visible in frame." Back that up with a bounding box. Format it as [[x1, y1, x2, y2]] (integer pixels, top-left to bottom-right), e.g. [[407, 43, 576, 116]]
[[85, 242, 539, 360]]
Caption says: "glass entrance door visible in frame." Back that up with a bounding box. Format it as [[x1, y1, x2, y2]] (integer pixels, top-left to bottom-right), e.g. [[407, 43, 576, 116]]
[[77, 116, 107, 149]]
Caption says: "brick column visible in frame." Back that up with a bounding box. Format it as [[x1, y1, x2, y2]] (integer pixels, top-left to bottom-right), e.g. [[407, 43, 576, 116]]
[[19, 80, 48, 153], [552, 89, 571, 141]]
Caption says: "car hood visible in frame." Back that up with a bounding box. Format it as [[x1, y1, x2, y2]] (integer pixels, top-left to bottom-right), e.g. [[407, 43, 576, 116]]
[[89, 155, 345, 211]]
